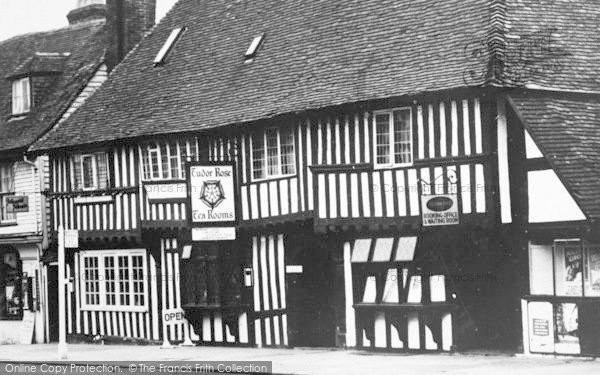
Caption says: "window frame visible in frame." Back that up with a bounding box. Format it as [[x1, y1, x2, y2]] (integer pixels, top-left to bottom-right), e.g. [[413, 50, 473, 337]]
[[528, 239, 600, 298], [372, 107, 413, 169], [140, 139, 198, 181], [250, 126, 296, 182], [0, 163, 16, 224], [70, 152, 109, 192], [79, 249, 148, 312], [11, 77, 31, 115], [80, 154, 98, 191]]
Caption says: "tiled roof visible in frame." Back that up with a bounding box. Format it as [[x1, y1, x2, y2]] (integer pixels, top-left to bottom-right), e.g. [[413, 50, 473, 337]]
[[7, 53, 70, 79], [32, 0, 493, 150], [0, 20, 106, 154], [31, 0, 600, 151], [502, 0, 600, 91], [508, 91, 600, 220]]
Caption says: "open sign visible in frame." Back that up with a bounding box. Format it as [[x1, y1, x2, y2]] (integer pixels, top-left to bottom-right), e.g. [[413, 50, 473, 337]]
[[162, 309, 187, 325]]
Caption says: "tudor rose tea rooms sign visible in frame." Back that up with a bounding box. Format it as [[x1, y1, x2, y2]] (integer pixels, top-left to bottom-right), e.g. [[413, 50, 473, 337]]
[[188, 162, 237, 241]]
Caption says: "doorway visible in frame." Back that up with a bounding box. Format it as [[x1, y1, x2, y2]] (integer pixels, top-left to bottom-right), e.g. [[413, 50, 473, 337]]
[[46, 265, 59, 342], [286, 236, 337, 347]]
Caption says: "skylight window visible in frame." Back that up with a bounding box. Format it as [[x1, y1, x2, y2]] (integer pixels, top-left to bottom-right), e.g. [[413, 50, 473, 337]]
[[244, 33, 265, 62], [154, 27, 185, 66]]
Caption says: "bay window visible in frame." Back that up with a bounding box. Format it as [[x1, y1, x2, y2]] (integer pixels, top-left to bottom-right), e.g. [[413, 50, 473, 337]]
[[373, 108, 413, 168], [80, 250, 147, 311], [71, 152, 109, 191], [0, 164, 15, 223], [12, 77, 31, 115], [251, 126, 296, 180]]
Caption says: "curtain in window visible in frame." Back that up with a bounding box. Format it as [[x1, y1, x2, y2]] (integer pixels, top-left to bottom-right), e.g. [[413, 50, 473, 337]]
[[11, 78, 30, 115], [71, 152, 108, 190]]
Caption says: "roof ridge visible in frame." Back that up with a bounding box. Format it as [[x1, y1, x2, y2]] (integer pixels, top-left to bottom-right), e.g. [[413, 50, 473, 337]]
[[0, 18, 105, 45]]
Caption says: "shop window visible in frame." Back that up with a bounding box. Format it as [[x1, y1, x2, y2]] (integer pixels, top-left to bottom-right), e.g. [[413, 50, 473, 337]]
[[529, 240, 600, 297], [0, 163, 15, 223], [140, 139, 199, 181], [0, 248, 22, 319], [71, 152, 109, 191], [373, 108, 412, 168], [251, 126, 296, 181], [79, 250, 147, 311]]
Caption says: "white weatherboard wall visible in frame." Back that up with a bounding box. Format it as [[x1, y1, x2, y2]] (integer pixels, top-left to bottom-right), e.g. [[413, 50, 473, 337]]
[[528, 169, 586, 223], [0, 159, 43, 236]]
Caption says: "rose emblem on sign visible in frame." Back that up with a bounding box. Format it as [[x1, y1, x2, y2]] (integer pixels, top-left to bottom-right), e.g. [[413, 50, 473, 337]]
[[200, 180, 225, 209]]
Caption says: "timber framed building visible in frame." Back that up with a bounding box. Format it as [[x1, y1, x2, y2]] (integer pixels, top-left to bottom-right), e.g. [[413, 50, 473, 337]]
[[30, 0, 600, 355], [0, 0, 155, 344]]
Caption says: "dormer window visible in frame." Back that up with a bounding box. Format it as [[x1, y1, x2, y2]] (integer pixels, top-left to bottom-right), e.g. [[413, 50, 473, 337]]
[[244, 33, 265, 62], [11, 77, 31, 115]]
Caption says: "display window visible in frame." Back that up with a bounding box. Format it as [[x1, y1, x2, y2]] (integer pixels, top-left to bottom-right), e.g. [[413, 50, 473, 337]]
[[0, 248, 22, 320], [529, 240, 600, 297]]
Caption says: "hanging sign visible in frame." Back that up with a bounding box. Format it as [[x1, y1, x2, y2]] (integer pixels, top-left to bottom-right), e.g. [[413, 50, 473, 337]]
[[6, 196, 28, 213], [421, 194, 459, 227], [187, 162, 237, 241], [64, 229, 79, 249]]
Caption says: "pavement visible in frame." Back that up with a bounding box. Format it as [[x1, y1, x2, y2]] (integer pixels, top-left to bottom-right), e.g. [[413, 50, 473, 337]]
[[0, 344, 599, 375]]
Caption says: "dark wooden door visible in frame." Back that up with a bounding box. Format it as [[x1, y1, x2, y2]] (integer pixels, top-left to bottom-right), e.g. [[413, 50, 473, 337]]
[[286, 244, 336, 347], [47, 265, 59, 342]]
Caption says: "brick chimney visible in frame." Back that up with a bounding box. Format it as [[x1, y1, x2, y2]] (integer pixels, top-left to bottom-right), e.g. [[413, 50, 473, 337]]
[[67, 0, 107, 25], [105, 0, 156, 71]]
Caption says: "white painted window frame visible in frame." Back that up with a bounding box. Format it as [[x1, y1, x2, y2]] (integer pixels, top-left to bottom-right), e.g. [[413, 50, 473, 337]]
[[79, 249, 148, 312], [140, 139, 198, 181], [80, 154, 98, 191], [372, 107, 413, 169], [250, 126, 296, 182], [11, 77, 31, 115], [0, 163, 16, 224]]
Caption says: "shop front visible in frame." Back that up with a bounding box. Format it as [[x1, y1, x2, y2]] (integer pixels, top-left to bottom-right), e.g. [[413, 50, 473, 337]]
[[0, 244, 43, 344], [523, 236, 600, 356]]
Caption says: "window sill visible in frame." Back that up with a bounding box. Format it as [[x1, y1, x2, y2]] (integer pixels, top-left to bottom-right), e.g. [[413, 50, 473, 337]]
[[73, 195, 114, 205], [0, 316, 24, 321], [7, 113, 29, 122], [373, 163, 413, 171], [0, 221, 18, 227], [250, 173, 297, 184], [81, 306, 149, 313]]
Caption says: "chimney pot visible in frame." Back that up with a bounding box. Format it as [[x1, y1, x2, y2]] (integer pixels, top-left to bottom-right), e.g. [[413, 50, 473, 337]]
[[67, 2, 107, 25]]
